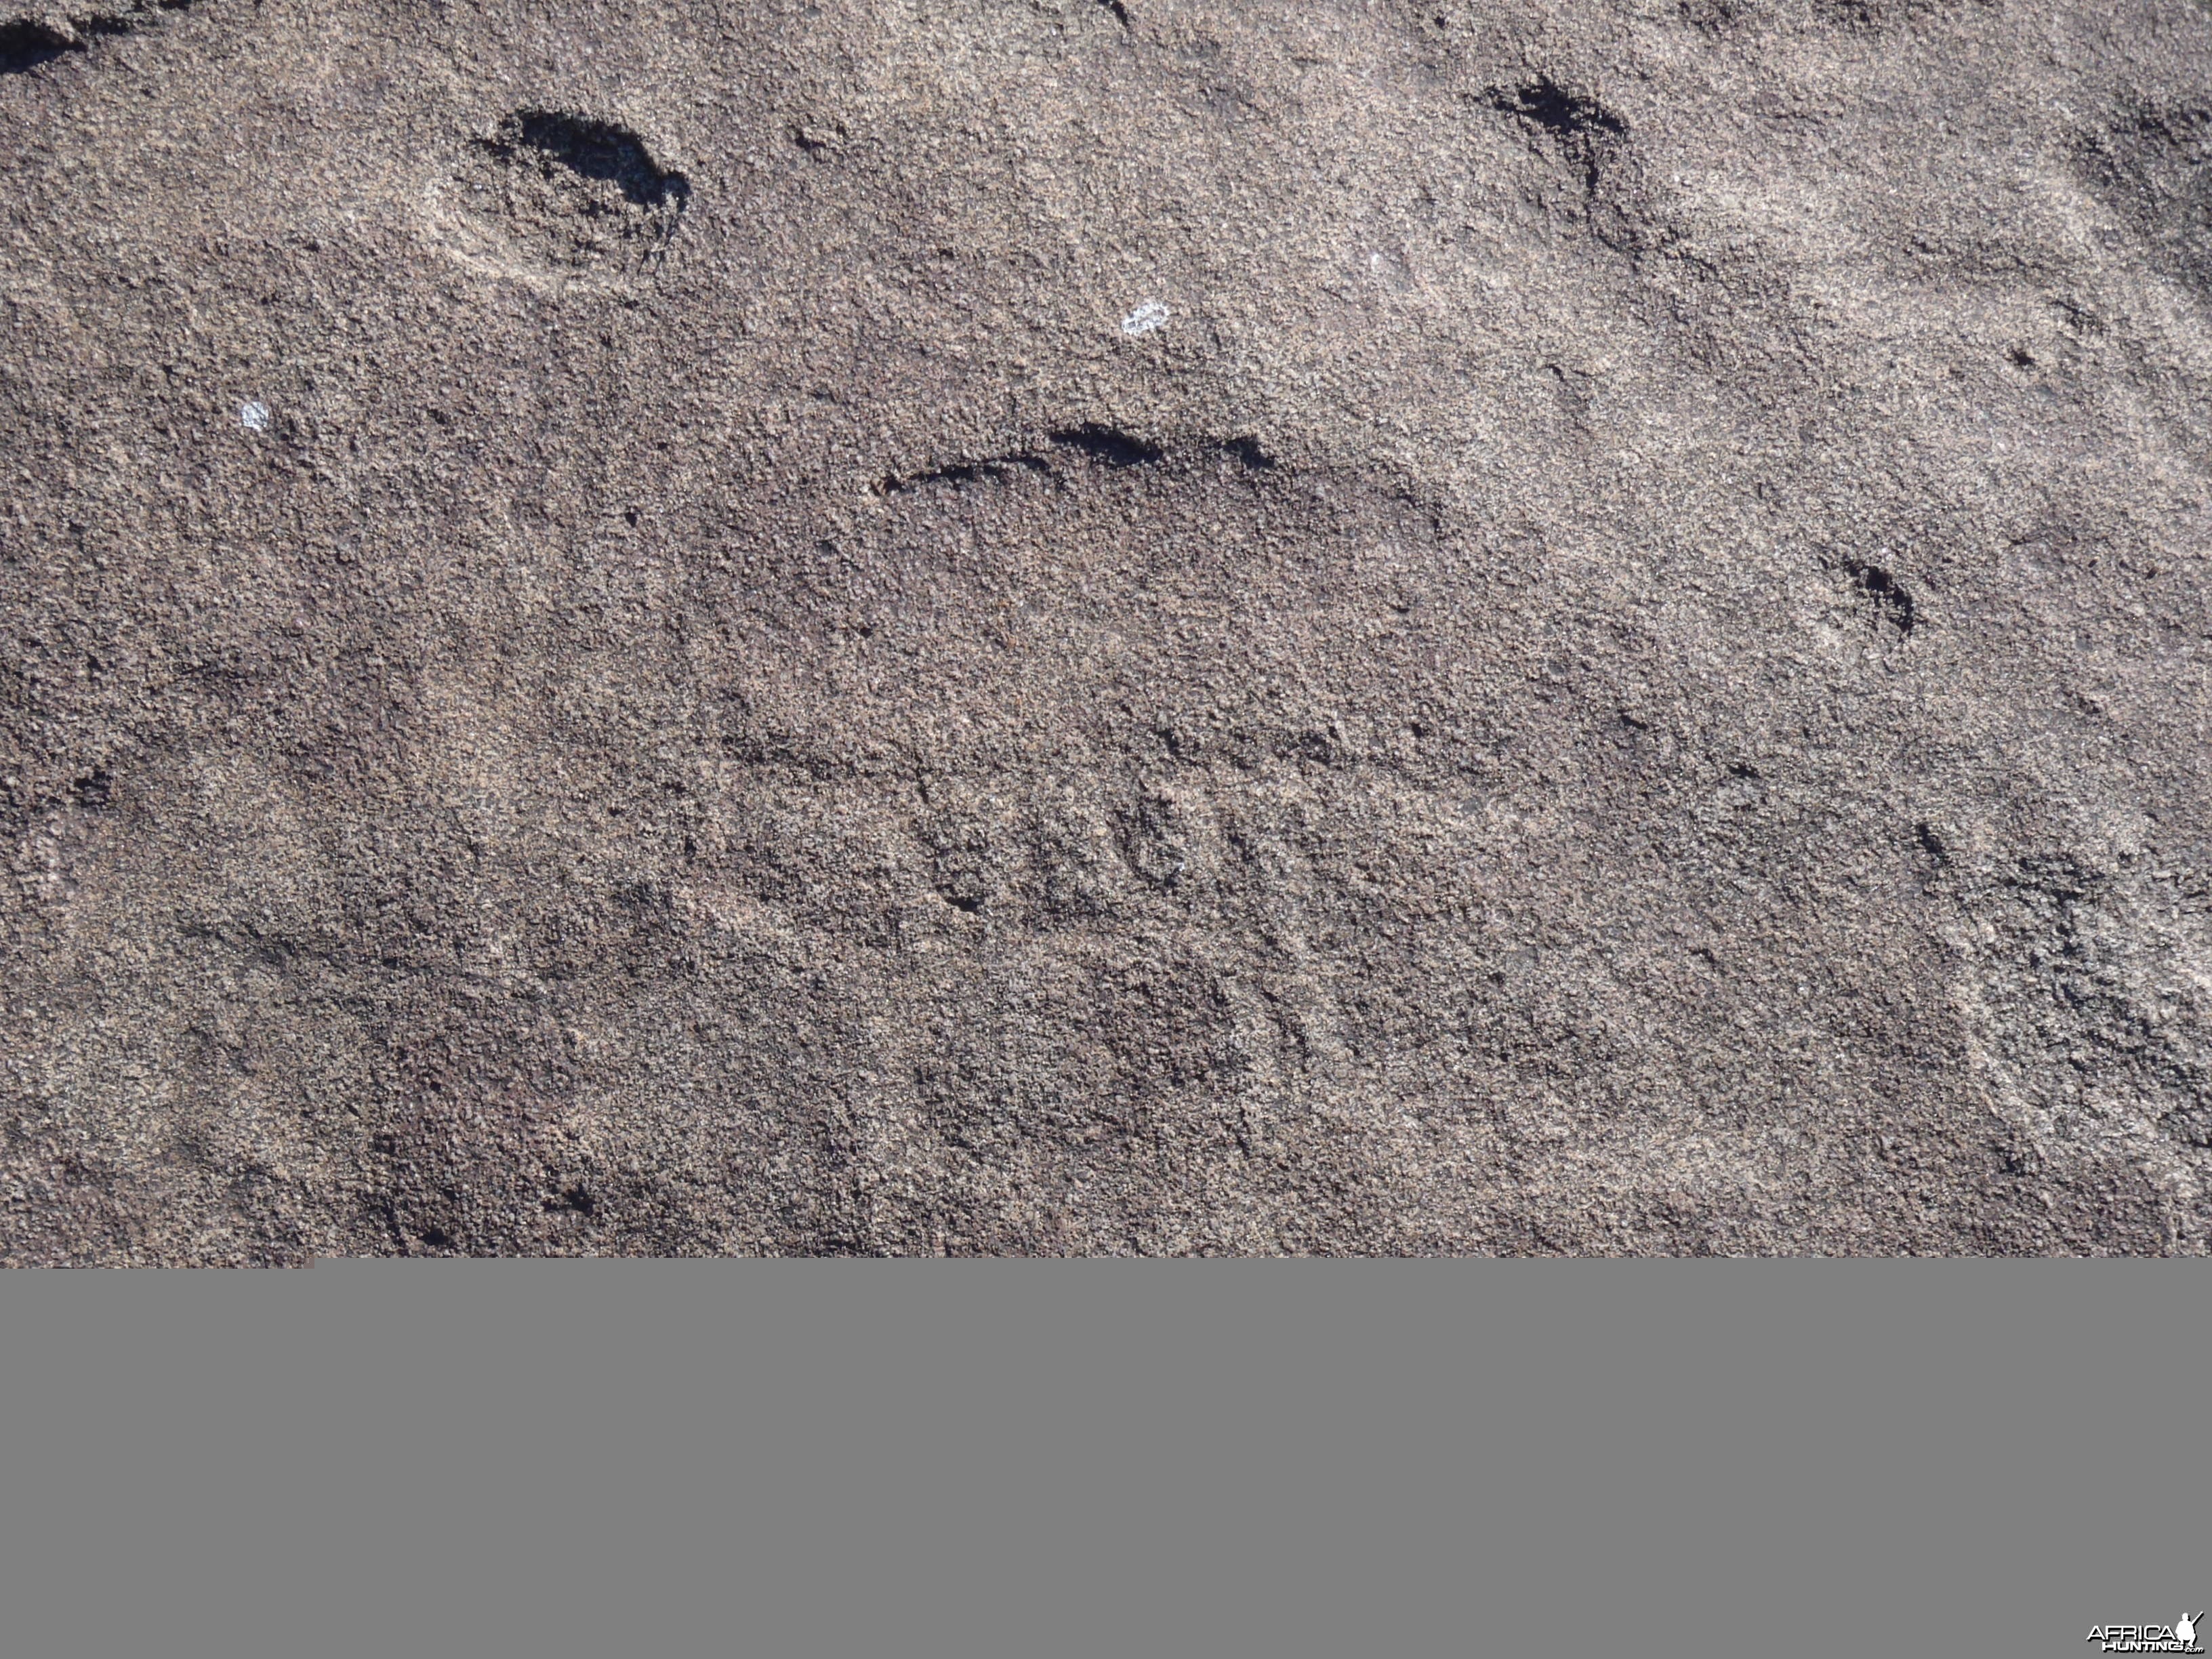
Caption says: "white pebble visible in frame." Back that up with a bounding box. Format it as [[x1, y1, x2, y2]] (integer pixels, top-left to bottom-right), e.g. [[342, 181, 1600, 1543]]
[[240, 401, 270, 432], [1120, 301, 1170, 338]]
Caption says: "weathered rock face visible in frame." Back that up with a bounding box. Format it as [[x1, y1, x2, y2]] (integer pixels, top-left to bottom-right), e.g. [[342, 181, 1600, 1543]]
[[4, 0, 2211, 1260]]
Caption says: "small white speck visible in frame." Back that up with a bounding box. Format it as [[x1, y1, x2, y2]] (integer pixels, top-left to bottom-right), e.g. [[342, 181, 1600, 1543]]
[[240, 401, 270, 432], [1120, 301, 1170, 338]]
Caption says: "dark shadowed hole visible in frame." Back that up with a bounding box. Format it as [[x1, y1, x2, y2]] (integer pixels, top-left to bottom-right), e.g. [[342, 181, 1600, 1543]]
[[1848, 562, 1916, 636], [0, 20, 78, 73], [485, 109, 689, 211], [1048, 424, 1165, 467], [1490, 76, 1627, 141], [419, 1226, 454, 1250], [1, 1, 198, 73]]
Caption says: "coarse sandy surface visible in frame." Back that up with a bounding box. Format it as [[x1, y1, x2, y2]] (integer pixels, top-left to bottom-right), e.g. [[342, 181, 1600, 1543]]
[[5, 0, 2212, 1260]]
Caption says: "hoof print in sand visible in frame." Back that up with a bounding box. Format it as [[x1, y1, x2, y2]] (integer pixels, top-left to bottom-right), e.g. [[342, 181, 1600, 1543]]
[[2078, 100, 2212, 301], [436, 108, 689, 287], [1, 1, 197, 75]]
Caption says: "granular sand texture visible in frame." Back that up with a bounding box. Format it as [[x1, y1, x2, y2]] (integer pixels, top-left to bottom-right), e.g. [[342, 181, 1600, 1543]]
[[5, 0, 2212, 1258]]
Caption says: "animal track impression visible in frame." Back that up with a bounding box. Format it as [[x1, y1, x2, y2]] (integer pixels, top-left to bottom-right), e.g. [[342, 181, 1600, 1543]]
[[1488, 75, 1628, 192], [1, 1, 198, 75], [444, 108, 689, 283], [1846, 561, 1915, 637], [2077, 100, 2212, 302]]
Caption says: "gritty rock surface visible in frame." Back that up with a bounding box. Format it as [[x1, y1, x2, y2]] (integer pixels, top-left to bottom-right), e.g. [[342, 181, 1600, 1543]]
[[4, 0, 2211, 1259]]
